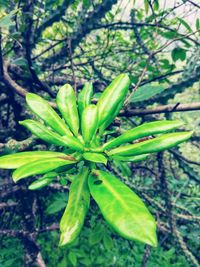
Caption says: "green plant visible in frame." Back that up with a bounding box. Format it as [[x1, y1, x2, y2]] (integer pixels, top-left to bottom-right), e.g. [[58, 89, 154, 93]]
[[0, 74, 192, 247]]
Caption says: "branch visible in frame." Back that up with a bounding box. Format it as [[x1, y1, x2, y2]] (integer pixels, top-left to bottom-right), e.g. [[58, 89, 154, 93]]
[[22, 1, 54, 97], [93, 22, 200, 45], [187, 0, 200, 9], [35, 0, 73, 41], [170, 149, 200, 167], [0, 30, 3, 78], [3, 62, 57, 108], [0, 202, 17, 209], [3, 61, 28, 97], [0, 136, 36, 154], [43, 0, 118, 66], [143, 64, 200, 105], [122, 102, 200, 116]]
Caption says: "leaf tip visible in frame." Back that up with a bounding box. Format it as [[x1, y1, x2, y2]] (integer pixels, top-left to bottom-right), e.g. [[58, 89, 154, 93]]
[[58, 231, 73, 247], [18, 120, 25, 125]]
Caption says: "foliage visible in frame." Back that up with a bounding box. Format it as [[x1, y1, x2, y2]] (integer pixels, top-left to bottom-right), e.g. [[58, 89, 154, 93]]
[[0, 0, 199, 266], [1, 74, 192, 248]]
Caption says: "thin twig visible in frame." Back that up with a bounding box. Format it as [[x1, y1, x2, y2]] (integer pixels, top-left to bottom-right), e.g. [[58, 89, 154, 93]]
[[67, 38, 77, 92], [121, 102, 200, 116]]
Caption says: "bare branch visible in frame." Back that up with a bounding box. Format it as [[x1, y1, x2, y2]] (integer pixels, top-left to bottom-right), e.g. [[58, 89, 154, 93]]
[[122, 102, 200, 116]]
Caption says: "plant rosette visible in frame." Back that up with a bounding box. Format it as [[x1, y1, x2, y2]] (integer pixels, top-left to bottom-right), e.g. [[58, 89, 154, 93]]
[[0, 74, 193, 247]]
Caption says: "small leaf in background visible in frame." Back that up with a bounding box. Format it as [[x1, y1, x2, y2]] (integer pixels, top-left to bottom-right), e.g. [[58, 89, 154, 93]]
[[159, 30, 177, 39], [177, 18, 192, 33], [103, 233, 113, 250], [171, 47, 187, 62], [196, 18, 200, 31], [113, 160, 131, 178], [130, 84, 165, 103], [83, 0, 90, 8], [153, 0, 159, 11], [57, 256, 68, 267], [89, 222, 105, 246], [79, 257, 92, 266], [68, 251, 77, 267], [0, 10, 18, 28], [144, 0, 149, 14], [160, 59, 171, 69], [0, 0, 8, 8], [59, 176, 68, 186], [46, 192, 68, 215], [11, 57, 28, 67]]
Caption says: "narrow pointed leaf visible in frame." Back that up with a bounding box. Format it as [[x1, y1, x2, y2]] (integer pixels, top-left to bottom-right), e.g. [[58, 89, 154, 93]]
[[13, 157, 77, 182], [97, 74, 130, 127], [78, 82, 93, 118], [28, 176, 55, 190], [20, 119, 84, 151], [103, 120, 184, 150], [99, 99, 123, 135], [83, 152, 107, 164], [61, 135, 84, 152], [19, 119, 73, 147], [88, 170, 157, 246], [57, 84, 79, 136], [81, 104, 98, 144], [26, 93, 72, 136], [0, 151, 66, 169], [107, 131, 193, 157], [59, 167, 90, 246], [110, 154, 149, 162]]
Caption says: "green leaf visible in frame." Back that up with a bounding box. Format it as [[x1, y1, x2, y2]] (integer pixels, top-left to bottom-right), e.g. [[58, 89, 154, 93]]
[[26, 93, 72, 136], [11, 57, 28, 67], [103, 120, 184, 150], [83, 0, 90, 8], [68, 251, 77, 267], [108, 131, 193, 157], [0, 151, 66, 169], [81, 104, 98, 144], [46, 192, 68, 215], [59, 167, 90, 246], [103, 233, 113, 250], [130, 85, 165, 103], [83, 152, 107, 164], [196, 18, 200, 30], [19, 119, 71, 146], [153, 0, 159, 11], [178, 18, 192, 32], [113, 160, 131, 178], [56, 84, 80, 137], [20, 120, 84, 152], [99, 98, 124, 134], [0, 10, 18, 28], [89, 222, 105, 246], [28, 175, 56, 190], [110, 154, 149, 162], [88, 170, 157, 246], [159, 31, 177, 39], [12, 157, 77, 182], [78, 83, 93, 118], [97, 74, 130, 127], [171, 47, 186, 62], [144, 0, 149, 14]]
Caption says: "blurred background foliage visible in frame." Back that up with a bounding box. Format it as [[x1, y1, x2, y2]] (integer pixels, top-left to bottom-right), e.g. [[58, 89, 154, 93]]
[[0, 0, 200, 266]]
